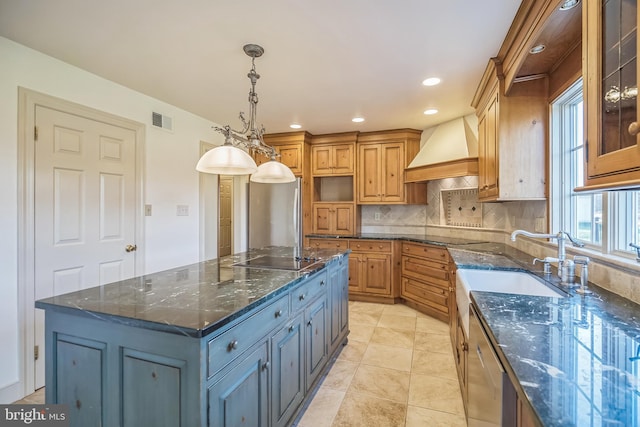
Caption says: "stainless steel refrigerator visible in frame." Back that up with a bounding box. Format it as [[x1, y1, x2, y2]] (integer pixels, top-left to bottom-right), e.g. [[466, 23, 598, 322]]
[[248, 178, 302, 249]]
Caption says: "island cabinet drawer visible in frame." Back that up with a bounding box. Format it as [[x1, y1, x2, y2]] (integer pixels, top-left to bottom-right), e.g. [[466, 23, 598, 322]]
[[291, 271, 327, 313], [308, 238, 348, 250], [401, 255, 449, 284], [402, 242, 449, 262], [401, 277, 449, 315], [207, 294, 289, 378], [349, 239, 392, 253]]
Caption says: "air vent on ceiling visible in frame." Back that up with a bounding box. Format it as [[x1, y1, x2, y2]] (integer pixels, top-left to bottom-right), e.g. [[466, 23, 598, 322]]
[[152, 112, 173, 131]]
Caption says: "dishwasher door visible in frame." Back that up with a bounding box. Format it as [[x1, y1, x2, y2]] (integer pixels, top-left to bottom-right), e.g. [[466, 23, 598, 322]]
[[467, 303, 515, 426]]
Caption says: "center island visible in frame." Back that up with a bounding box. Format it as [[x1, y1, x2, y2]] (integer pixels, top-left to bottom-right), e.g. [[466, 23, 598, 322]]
[[35, 247, 350, 427]]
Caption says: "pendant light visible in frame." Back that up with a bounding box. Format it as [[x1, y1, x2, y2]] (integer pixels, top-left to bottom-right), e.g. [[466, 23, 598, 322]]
[[195, 44, 295, 182]]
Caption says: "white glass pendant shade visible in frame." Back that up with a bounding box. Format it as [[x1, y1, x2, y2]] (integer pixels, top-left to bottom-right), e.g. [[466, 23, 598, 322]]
[[196, 145, 257, 175], [250, 160, 296, 183]]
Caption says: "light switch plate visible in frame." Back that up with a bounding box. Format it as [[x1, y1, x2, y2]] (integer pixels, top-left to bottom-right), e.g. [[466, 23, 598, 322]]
[[177, 205, 189, 216], [145, 204, 152, 216]]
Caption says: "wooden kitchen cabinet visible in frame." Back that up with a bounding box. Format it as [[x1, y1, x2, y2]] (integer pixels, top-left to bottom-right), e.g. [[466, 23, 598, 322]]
[[257, 131, 312, 176], [356, 130, 428, 204], [348, 239, 401, 303], [312, 144, 354, 176], [312, 203, 356, 235], [580, 0, 640, 190], [307, 238, 349, 250], [400, 241, 451, 322], [471, 58, 547, 201]]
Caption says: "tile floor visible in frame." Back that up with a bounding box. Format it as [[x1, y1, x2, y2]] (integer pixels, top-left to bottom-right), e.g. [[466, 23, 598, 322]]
[[296, 301, 466, 427], [14, 301, 466, 426]]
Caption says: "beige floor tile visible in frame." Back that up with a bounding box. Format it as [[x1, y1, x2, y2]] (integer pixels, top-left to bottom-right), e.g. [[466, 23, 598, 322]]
[[408, 374, 464, 415], [349, 301, 387, 315], [414, 331, 453, 354], [347, 365, 410, 403], [370, 326, 415, 349], [411, 349, 458, 380], [350, 310, 382, 326], [338, 339, 368, 363], [381, 303, 418, 318], [405, 405, 467, 427], [415, 315, 449, 334], [348, 324, 376, 342], [13, 388, 45, 404], [361, 342, 413, 372], [377, 313, 417, 331], [332, 392, 407, 427], [297, 387, 345, 427], [322, 360, 359, 391]]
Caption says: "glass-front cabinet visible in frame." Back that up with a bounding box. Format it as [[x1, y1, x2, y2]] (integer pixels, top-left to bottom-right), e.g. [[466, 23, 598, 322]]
[[583, 0, 640, 189]]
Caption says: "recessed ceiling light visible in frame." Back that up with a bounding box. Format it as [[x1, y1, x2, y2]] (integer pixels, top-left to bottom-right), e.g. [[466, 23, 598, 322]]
[[422, 77, 441, 86], [529, 44, 546, 54], [559, 0, 580, 10], [423, 109, 438, 115], [289, 124, 302, 129], [352, 117, 365, 123]]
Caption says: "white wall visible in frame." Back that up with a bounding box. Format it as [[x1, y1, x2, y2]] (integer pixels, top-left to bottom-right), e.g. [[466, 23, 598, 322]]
[[0, 37, 237, 402]]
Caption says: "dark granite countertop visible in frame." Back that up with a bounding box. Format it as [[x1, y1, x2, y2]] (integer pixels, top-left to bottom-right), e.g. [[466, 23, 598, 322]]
[[307, 232, 487, 247], [449, 244, 640, 427], [36, 247, 348, 338]]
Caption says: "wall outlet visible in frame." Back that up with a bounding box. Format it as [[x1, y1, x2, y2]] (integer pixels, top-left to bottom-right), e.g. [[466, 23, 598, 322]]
[[374, 212, 381, 221], [177, 205, 189, 216], [144, 204, 152, 216]]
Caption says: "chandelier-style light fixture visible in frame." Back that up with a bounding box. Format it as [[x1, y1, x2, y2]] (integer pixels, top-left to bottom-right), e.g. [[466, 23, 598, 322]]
[[196, 44, 295, 183]]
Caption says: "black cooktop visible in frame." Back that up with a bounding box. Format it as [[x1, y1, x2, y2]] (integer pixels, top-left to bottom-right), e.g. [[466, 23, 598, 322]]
[[233, 255, 321, 271]]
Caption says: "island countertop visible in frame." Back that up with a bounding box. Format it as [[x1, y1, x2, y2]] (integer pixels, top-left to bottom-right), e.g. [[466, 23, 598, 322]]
[[35, 246, 348, 338]]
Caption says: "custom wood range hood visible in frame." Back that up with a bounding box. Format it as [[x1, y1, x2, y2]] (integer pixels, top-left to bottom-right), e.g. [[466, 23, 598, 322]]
[[404, 114, 479, 183]]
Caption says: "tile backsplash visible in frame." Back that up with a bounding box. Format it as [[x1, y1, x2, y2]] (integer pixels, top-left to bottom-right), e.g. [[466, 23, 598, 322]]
[[361, 176, 546, 234]]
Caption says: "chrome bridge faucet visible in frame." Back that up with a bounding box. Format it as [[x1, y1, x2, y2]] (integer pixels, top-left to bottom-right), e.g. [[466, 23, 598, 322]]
[[510, 230, 585, 285]]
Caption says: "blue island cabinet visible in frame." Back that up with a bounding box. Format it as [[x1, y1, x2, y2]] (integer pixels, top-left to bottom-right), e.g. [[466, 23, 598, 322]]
[[42, 254, 349, 427]]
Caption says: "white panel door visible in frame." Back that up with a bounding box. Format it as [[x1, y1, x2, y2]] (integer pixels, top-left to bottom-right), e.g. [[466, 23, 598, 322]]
[[34, 105, 138, 388]]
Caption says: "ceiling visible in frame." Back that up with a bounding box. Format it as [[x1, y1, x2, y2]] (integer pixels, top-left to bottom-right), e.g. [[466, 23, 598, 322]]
[[0, 0, 522, 135]]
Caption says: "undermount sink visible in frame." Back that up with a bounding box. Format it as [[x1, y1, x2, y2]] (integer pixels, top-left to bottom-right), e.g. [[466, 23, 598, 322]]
[[456, 269, 565, 336]]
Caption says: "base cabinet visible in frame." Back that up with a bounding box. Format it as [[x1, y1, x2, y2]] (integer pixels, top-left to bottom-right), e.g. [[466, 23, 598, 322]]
[[208, 342, 270, 427], [42, 257, 349, 427], [348, 239, 400, 303]]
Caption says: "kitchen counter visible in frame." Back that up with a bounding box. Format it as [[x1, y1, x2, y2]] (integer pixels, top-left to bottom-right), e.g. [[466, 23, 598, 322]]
[[36, 246, 346, 338], [308, 233, 640, 425], [36, 246, 351, 427], [449, 244, 640, 427], [307, 232, 486, 247]]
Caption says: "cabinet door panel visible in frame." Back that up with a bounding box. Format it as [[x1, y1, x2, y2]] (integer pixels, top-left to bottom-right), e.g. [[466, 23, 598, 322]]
[[348, 255, 362, 292], [55, 338, 104, 427], [312, 145, 332, 175], [381, 143, 403, 202], [271, 316, 304, 427], [305, 297, 328, 390], [278, 145, 302, 175], [358, 145, 381, 202], [334, 205, 353, 234], [313, 205, 331, 234], [122, 351, 183, 427], [480, 93, 499, 200], [362, 253, 392, 295], [333, 144, 354, 174], [208, 343, 269, 427]]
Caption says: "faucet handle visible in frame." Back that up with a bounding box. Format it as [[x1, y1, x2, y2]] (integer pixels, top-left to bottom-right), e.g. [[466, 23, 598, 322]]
[[574, 255, 589, 265], [533, 257, 553, 275], [563, 232, 585, 248]]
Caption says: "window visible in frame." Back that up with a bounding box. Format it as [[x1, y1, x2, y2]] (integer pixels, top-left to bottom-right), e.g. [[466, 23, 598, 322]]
[[551, 80, 640, 259]]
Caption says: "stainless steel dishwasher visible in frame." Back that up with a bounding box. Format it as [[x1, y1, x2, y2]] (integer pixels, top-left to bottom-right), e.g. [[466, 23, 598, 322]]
[[467, 303, 516, 426]]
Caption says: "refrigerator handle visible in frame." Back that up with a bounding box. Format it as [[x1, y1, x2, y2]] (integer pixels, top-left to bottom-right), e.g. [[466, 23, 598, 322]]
[[293, 185, 300, 248]]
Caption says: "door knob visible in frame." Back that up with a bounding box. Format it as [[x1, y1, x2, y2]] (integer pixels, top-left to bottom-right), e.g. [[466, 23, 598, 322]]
[[125, 244, 137, 252]]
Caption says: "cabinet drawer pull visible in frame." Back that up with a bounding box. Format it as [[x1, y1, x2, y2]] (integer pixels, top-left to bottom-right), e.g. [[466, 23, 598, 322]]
[[275, 309, 283, 318], [228, 340, 239, 351], [629, 121, 640, 136], [299, 294, 305, 301]]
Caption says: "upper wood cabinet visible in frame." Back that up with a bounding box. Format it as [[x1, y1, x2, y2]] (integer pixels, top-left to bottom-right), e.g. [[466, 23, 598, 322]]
[[580, 0, 640, 190], [311, 132, 357, 176], [356, 129, 428, 204], [471, 59, 547, 202], [257, 131, 312, 176]]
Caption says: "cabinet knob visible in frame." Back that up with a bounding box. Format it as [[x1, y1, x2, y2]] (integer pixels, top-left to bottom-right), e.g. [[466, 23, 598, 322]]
[[307, 320, 313, 326], [262, 361, 270, 371], [275, 309, 283, 318], [299, 294, 305, 301], [228, 340, 239, 351], [320, 280, 325, 286], [629, 121, 640, 136], [289, 325, 294, 332]]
